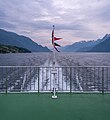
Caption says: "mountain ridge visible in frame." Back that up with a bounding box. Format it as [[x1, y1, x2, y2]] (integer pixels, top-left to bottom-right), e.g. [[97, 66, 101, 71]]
[[61, 34, 110, 52], [0, 29, 51, 52], [88, 34, 110, 52]]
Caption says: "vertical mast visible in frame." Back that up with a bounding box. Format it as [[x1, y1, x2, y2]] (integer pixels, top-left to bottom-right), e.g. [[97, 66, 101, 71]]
[[52, 25, 56, 67], [52, 25, 57, 98]]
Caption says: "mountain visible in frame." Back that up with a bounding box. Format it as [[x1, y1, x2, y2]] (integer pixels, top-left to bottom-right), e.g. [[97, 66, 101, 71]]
[[61, 34, 110, 52], [0, 29, 51, 52], [61, 40, 101, 52], [0, 44, 31, 53], [88, 34, 110, 52]]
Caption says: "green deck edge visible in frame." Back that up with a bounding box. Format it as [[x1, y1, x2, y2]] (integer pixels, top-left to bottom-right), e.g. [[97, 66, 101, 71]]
[[0, 94, 110, 120]]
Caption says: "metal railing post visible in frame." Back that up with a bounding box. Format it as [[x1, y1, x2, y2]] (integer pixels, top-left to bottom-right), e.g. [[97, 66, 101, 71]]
[[6, 68, 7, 94], [106, 67, 108, 91], [38, 67, 40, 94], [102, 67, 104, 94], [70, 67, 72, 94], [6, 79, 7, 94]]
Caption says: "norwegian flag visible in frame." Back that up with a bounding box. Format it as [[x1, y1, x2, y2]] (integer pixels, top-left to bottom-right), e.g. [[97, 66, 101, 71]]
[[54, 37, 62, 41], [52, 25, 62, 52]]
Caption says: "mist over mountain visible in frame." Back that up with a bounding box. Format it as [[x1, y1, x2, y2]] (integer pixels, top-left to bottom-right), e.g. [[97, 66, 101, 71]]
[[0, 29, 51, 52], [61, 34, 110, 52]]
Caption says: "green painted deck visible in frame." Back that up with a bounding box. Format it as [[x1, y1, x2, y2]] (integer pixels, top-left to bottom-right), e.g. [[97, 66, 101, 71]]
[[0, 94, 110, 120]]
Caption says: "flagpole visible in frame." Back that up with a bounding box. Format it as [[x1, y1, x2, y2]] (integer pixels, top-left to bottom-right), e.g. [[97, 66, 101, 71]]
[[53, 25, 56, 66], [52, 25, 57, 99]]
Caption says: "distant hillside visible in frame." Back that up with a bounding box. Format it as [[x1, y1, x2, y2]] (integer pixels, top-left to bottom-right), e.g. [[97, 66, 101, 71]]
[[0, 29, 51, 52], [61, 40, 100, 52], [0, 44, 31, 53], [88, 34, 110, 52], [61, 39, 103, 52], [61, 34, 110, 52]]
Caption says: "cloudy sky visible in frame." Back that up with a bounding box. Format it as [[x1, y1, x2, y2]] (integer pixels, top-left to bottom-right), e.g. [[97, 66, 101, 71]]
[[0, 0, 110, 48]]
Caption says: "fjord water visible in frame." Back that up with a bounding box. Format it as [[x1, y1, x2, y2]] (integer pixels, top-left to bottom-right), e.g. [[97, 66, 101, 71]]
[[0, 52, 110, 66]]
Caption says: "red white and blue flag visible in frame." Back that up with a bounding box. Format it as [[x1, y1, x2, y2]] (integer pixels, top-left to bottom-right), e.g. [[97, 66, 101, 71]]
[[52, 25, 62, 52]]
